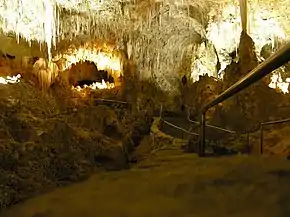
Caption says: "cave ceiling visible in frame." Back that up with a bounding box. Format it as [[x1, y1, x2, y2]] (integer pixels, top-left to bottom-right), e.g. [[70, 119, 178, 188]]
[[1, 0, 288, 54], [0, 0, 289, 91]]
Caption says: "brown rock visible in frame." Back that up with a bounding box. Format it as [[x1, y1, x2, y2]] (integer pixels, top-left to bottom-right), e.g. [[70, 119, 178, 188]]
[[94, 143, 128, 170], [4, 117, 38, 143], [0, 65, 12, 77]]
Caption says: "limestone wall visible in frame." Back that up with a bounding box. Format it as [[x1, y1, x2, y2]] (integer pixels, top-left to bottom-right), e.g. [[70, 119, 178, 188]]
[[0, 35, 46, 58]]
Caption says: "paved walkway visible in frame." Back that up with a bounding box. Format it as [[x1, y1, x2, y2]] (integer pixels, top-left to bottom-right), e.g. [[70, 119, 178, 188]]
[[1, 152, 290, 217]]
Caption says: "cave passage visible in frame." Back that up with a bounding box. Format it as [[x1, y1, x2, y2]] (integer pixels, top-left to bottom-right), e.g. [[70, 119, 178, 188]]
[[75, 70, 115, 88], [70, 61, 115, 88]]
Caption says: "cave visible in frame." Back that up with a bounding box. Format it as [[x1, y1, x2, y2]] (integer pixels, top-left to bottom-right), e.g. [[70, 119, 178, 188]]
[[1, 0, 290, 216], [68, 61, 115, 89]]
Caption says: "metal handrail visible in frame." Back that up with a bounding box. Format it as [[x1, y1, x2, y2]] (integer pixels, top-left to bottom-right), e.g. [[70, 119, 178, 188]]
[[159, 106, 199, 138], [91, 98, 132, 112], [198, 42, 290, 156], [161, 119, 199, 136], [43, 98, 131, 118], [185, 105, 251, 152], [0, 96, 131, 105], [185, 105, 236, 134], [261, 117, 290, 126], [161, 105, 244, 140], [93, 98, 130, 105], [260, 117, 290, 154]]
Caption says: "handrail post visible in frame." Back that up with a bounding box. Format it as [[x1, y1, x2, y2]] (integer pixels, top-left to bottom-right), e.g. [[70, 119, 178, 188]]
[[246, 133, 250, 153], [199, 112, 206, 156], [260, 124, 263, 154]]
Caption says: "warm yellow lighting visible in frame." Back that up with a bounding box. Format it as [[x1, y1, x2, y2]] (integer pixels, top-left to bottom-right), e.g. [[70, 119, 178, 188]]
[[32, 58, 59, 89], [269, 73, 290, 94], [191, 43, 217, 82], [0, 0, 57, 59], [53, 44, 121, 92], [204, 3, 290, 95], [72, 79, 115, 91], [0, 74, 21, 84], [54, 46, 121, 74], [206, 4, 287, 77], [0, 0, 116, 59]]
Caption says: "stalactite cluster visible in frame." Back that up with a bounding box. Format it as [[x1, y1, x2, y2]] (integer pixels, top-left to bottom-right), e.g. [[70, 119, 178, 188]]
[[0, 0, 289, 92]]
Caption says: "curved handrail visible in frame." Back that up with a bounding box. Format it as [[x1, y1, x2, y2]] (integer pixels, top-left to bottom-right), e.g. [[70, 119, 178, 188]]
[[198, 42, 290, 156], [185, 105, 236, 134], [161, 119, 199, 136], [159, 106, 199, 137]]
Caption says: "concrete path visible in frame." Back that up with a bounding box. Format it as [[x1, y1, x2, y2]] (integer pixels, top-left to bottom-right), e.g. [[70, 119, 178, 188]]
[[2, 152, 290, 217]]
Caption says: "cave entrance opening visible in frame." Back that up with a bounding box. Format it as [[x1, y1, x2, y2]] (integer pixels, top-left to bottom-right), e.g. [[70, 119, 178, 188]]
[[69, 60, 115, 89]]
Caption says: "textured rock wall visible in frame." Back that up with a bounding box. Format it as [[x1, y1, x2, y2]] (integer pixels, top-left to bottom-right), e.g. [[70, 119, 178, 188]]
[[0, 35, 45, 58]]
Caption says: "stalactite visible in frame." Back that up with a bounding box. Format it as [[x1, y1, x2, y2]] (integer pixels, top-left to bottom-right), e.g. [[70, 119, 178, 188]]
[[239, 0, 248, 33]]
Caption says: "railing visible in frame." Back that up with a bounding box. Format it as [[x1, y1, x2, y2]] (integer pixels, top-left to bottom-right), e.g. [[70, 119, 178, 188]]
[[198, 42, 290, 156], [44, 97, 131, 118], [161, 105, 252, 153], [185, 105, 236, 134], [260, 117, 290, 154], [161, 119, 198, 138], [185, 105, 251, 151], [93, 98, 130, 105], [159, 106, 198, 139], [92, 98, 132, 111], [160, 104, 243, 145]]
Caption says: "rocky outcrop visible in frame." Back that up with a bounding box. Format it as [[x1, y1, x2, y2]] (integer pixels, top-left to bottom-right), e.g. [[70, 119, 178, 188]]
[[0, 115, 128, 208], [180, 33, 290, 156], [0, 82, 131, 209], [130, 117, 175, 163], [211, 33, 290, 133], [181, 74, 223, 121]]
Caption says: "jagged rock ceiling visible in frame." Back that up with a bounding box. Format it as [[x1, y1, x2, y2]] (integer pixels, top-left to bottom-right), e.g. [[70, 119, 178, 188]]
[[0, 0, 289, 92]]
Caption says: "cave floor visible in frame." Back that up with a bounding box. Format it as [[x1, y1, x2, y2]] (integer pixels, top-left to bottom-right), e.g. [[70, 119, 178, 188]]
[[2, 150, 290, 217]]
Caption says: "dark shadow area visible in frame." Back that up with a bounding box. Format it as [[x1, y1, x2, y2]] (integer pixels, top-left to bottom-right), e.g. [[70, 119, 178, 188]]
[[69, 61, 115, 88], [209, 179, 244, 187], [267, 170, 290, 179], [2, 53, 15, 60]]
